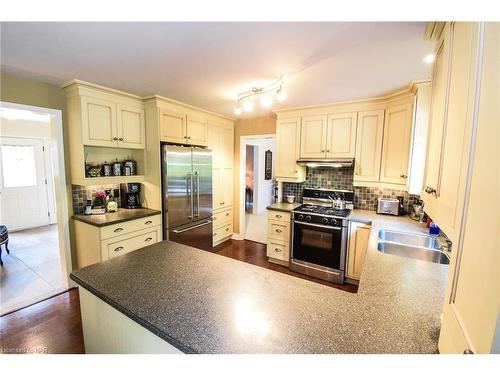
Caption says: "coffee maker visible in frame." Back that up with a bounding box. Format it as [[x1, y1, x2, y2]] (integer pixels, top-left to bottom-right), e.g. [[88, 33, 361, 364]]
[[120, 183, 141, 209]]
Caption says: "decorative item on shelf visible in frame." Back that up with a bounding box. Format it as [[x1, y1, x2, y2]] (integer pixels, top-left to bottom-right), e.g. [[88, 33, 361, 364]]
[[102, 161, 111, 176], [112, 159, 122, 176], [233, 77, 287, 115], [93, 191, 107, 208], [87, 164, 101, 178], [124, 158, 136, 176]]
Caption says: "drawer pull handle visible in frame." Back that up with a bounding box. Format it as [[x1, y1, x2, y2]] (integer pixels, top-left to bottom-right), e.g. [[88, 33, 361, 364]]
[[114, 246, 124, 252], [145, 220, 153, 225], [145, 237, 153, 242], [114, 228, 124, 233], [276, 214, 282, 218], [275, 229, 283, 233], [275, 248, 282, 252]]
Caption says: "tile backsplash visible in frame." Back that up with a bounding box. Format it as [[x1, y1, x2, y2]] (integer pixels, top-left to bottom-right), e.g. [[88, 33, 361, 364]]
[[72, 184, 121, 214], [282, 167, 420, 212]]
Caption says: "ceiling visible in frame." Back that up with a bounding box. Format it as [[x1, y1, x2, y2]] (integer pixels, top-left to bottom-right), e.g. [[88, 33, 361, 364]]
[[1, 22, 435, 117]]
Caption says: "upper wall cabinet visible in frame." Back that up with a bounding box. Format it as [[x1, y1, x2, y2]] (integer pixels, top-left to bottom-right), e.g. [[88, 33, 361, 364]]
[[276, 117, 306, 182], [300, 115, 328, 158], [159, 110, 208, 146], [380, 102, 414, 185], [208, 122, 233, 169], [81, 96, 145, 149], [326, 112, 358, 158], [354, 110, 385, 183]]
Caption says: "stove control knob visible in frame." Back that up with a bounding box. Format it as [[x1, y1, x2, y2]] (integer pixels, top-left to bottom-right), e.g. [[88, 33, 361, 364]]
[[331, 218, 337, 225], [298, 214, 304, 220], [305, 215, 312, 222], [322, 217, 329, 224]]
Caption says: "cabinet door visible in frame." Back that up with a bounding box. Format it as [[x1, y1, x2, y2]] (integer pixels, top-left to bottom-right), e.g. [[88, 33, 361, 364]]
[[326, 112, 358, 158], [187, 115, 208, 146], [81, 96, 117, 147], [354, 110, 385, 183], [212, 167, 233, 209], [347, 221, 370, 280], [379, 102, 414, 185], [276, 118, 304, 180], [220, 126, 234, 169], [106, 228, 159, 259], [117, 105, 146, 149], [160, 109, 187, 143], [207, 123, 221, 167], [300, 115, 328, 158], [423, 24, 452, 211]]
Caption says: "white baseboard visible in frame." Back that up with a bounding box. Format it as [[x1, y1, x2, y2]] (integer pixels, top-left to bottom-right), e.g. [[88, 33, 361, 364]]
[[231, 233, 244, 241]]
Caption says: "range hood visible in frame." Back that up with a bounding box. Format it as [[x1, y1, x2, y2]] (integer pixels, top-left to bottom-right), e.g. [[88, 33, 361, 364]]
[[297, 158, 354, 168]]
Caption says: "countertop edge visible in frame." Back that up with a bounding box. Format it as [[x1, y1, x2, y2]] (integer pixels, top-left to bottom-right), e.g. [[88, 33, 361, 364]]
[[69, 273, 196, 354], [72, 209, 162, 227]]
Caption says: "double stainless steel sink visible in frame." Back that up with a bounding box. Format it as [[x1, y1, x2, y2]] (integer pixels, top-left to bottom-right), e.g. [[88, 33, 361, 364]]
[[377, 230, 450, 265]]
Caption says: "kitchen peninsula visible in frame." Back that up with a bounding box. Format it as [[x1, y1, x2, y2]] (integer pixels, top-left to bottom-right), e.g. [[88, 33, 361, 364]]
[[71, 211, 448, 354]]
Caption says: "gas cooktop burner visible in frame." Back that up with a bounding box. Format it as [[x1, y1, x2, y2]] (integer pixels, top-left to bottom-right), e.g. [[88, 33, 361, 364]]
[[293, 204, 351, 218]]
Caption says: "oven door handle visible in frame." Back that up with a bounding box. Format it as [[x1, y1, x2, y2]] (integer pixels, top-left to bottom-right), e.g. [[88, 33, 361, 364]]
[[293, 220, 342, 230]]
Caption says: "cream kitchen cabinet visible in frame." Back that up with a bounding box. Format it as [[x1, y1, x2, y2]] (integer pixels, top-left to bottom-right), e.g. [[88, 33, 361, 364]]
[[208, 122, 234, 169], [326, 112, 358, 158], [81, 96, 145, 149], [73, 214, 162, 268], [346, 221, 371, 281], [213, 167, 233, 209], [266, 210, 291, 265], [379, 102, 414, 186], [353, 110, 385, 183], [300, 115, 328, 158], [159, 109, 208, 146], [275, 117, 306, 182]]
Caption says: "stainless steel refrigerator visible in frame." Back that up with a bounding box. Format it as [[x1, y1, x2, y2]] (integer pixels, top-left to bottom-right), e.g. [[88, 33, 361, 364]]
[[162, 144, 213, 250]]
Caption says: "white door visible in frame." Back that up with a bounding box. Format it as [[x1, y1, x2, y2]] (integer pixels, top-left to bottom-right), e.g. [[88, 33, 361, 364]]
[[0, 137, 50, 230]]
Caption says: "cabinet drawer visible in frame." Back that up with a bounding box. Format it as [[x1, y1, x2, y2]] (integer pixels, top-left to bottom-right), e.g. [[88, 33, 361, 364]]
[[267, 240, 289, 261], [100, 214, 162, 240], [213, 207, 232, 228], [268, 220, 290, 242], [106, 229, 158, 259], [213, 223, 233, 241], [267, 210, 291, 223]]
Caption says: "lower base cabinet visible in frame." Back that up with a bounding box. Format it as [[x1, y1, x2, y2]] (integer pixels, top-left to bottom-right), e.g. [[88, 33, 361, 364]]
[[346, 221, 371, 281], [212, 206, 233, 246], [74, 214, 162, 268], [266, 210, 291, 265]]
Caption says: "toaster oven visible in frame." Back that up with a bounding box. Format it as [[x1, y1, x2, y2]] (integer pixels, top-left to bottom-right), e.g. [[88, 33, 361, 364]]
[[377, 198, 400, 216]]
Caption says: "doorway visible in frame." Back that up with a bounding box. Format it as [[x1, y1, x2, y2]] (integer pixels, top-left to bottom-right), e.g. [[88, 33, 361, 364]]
[[240, 135, 276, 244], [0, 102, 71, 316]]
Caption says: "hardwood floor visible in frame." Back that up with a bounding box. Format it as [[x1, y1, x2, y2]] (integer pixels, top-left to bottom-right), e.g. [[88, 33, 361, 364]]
[[0, 288, 84, 354], [0, 238, 356, 354], [212, 239, 358, 293]]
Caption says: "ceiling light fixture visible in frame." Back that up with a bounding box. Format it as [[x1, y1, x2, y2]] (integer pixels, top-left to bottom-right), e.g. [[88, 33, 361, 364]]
[[423, 53, 435, 64], [233, 78, 287, 115]]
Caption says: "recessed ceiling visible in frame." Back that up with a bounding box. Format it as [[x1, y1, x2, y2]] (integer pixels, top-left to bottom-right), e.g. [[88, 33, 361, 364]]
[[0, 22, 435, 117]]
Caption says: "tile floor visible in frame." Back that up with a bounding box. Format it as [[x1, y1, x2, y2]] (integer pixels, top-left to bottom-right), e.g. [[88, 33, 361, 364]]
[[244, 212, 267, 244], [0, 224, 66, 316]]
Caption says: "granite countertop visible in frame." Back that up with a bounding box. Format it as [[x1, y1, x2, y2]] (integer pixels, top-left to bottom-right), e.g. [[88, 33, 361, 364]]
[[72, 208, 162, 227], [266, 202, 301, 212], [70, 209, 448, 353]]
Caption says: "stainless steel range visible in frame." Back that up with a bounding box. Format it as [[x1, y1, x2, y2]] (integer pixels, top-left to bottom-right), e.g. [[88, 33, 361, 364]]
[[290, 188, 355, 284]]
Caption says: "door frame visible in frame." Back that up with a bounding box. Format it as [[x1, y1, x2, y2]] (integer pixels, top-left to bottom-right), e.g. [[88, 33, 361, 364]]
[[0, 101, 72, 291], [238, 134, 276, 240]]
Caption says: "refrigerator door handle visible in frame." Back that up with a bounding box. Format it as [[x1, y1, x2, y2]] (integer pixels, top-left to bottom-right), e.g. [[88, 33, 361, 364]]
[[187, 173, 193, 220], [194, 171, 200, 218], [172, 220, 212, 234]]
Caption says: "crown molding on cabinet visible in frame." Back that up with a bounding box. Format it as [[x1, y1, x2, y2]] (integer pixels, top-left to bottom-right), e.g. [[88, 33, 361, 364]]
[[62, 79, 234, 123]]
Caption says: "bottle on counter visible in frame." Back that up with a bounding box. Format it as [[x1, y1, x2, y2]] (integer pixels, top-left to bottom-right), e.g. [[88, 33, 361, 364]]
[[84, 199, 92, 215]]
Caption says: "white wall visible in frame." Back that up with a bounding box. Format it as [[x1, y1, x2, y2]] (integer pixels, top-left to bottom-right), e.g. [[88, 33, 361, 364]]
[[247, 137, 276, 214]]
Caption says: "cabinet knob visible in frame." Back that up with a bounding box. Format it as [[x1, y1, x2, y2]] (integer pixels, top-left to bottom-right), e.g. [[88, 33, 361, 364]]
[[400, 174, 408, 178], [113, 137, 118, 141], [275, 248, 282, 252], [145, 237, 153, 242], [188, 136, 191, 139], [119, 137, 124, 141], [276, 214, 282, 219], [326, 150, 330, 153], [225, 228, 229, 232], [114, 246, 124, 252], [275, 229, 283, 233]]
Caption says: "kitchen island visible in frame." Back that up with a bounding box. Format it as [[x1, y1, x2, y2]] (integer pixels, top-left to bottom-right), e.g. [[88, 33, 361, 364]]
[[70, 211, 448, 354]]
